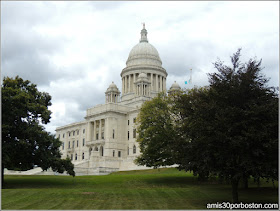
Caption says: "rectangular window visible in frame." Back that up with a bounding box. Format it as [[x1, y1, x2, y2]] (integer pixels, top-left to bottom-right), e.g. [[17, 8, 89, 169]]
[[133, 129, 136, 138], [73, 131, 75, 136], [71, 154, 73, 160], [83, 129, 85, 134], [62, 142, 64, 150], [113, 150, 115, 157], [96, 133, 99, 140], [83, 138, 85, 146], [77, 140, 79, 147], [77, 130, 79, 135], [128, 131, 129, 140], [69, 132, 71, 137], [113, 129, 115, 139], [118, 151, 121, 157], [72, 141, 75, 148], [101, 132, 104, 139], [63, 133, 65, 138], [133, 118, 136, 123], [128, 120, 129, 125], [68, 141, 70, 149]]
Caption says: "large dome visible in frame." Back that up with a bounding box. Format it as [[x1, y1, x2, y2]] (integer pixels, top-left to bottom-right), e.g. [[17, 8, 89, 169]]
[[125, 25, 162, 68], [126, 42, 162, 67]]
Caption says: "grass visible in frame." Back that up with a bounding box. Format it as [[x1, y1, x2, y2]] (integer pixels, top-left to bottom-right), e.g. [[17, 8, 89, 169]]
[[1, 168, 278, 210]]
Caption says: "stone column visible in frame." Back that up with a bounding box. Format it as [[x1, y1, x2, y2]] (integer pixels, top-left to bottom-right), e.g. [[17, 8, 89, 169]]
[[133, 73, 136, 93], [87, 122, 92, 143], [163, 77, 166, 91], [93, 121, 96, 140], [151, 73, 153, 91], [99, 120, 102, 140], [128, 75, 131, 93], [122, 77, 124, 94], [161, 75, 163, 92], [156, 74, 158, 92]]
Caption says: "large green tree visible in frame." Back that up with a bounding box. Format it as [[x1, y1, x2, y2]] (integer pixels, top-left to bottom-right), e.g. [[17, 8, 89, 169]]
[[135, 49, 278, 203], [175, 49, 278, 202], [135, 93, 177, 168], [2, 76, 75, 183]]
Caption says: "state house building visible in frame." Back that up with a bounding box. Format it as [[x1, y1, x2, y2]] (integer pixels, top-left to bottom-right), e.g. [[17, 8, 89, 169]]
[[56, 25, 181, 174]]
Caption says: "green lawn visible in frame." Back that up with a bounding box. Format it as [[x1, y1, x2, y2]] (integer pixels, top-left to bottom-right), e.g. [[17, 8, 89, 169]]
[[1, 168, 278, 210]]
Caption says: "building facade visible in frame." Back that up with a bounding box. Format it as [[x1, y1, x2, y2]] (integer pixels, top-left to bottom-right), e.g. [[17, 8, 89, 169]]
[[56, 25, 181, 174]]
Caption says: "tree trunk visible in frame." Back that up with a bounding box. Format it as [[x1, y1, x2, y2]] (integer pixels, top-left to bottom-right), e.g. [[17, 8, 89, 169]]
[[231, 178, 239, 203], [243, 177, 248, 189], [242, 173, 249, 189], [2, 166, 4, 188]]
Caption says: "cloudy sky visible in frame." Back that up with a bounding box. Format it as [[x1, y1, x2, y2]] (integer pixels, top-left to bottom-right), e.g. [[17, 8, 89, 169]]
[[1, 1, 279, 134]]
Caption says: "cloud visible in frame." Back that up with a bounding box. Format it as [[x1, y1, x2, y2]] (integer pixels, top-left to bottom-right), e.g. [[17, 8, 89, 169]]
[[1, 1, 278, 134]]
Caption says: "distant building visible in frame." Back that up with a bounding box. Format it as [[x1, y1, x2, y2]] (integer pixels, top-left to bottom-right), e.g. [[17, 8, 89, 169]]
[[56, 25, 181, 174]]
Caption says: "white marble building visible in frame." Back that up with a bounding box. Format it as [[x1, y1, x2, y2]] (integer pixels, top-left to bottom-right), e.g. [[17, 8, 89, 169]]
[[56, 25, 181, 174]]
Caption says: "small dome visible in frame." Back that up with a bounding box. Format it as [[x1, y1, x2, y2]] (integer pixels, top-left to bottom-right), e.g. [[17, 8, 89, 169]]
[[138, 73, 147, 78], [136, 73, 149, 83], [106, 82, 120, 93], [169, 81, 181, 91]]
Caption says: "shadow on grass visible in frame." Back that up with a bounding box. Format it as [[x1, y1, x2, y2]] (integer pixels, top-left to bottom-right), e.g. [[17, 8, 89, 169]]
[[3, 175, 77, 189]]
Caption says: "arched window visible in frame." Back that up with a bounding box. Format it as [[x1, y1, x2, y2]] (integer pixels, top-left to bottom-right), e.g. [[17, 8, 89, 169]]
[[100, 146, 104, 156], [133, 145, 136, 154]]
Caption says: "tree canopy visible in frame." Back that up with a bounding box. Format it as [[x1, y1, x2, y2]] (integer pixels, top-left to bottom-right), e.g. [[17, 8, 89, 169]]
[[2, 76, 75, 178], [135, 49, 278, 203], [135, 93, 177, 168]]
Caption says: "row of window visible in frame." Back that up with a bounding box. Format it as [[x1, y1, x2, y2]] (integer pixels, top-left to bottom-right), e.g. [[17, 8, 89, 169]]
[[59, 118, 137, 140], [69, 145, 137, 161], [58, 129, 86, 139], [69, 152, 85, 161], [62, 139, 86, 150]]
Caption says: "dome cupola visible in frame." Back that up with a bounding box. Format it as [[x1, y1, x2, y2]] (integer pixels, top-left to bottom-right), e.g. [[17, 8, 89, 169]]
[[105, 82, 120, 103], [168, 81, 181, 95]]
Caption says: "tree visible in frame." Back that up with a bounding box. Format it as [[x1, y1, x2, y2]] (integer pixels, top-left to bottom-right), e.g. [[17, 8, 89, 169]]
[[135, 93, 177, 168], [175, 49, 278, 202], [2, 76, 75, 184]]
